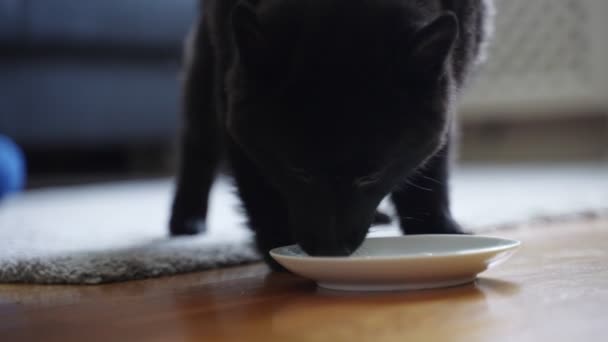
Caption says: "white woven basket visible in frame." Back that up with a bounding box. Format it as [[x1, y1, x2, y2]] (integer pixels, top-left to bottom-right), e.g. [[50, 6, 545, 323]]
[[462, 0, 608, 118]]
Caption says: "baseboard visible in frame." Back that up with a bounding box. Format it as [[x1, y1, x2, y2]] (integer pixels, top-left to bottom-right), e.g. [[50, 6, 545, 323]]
[[459, 114, 608, 162]]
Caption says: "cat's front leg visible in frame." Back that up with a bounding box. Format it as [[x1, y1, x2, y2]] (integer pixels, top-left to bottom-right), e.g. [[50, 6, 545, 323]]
[[170, 21, 219, 236], [391, 143, 466, 235], [227, 138, 294, 271], [170, 133, 219, 235]]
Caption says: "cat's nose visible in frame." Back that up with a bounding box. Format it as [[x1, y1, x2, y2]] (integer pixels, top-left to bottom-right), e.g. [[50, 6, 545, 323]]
[[296, 222, 364, 257], [299, 238, 356, 257], [289, 202, 367, 257]]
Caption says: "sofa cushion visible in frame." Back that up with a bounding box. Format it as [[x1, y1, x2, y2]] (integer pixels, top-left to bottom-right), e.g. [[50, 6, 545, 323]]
[[0, 0, 25, 43], [0, 59, 180, 145], [2, 0, 197, 50]]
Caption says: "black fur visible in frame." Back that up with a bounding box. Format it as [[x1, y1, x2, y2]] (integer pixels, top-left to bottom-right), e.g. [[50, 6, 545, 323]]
[[171, 0, 488, 268]]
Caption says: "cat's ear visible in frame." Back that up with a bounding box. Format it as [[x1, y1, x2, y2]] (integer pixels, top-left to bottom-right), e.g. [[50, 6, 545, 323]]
[[232, 1, 268, 71], [408, 12, 459, 80]]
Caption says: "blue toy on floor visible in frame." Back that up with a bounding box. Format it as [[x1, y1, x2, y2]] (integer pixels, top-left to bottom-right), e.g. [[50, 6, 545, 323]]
[[0, 135, 26, 199]]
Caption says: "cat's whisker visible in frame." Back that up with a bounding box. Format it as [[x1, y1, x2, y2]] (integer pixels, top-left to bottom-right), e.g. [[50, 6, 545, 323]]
[[422, 175, 443, 185], [405, 179, 433, 192]]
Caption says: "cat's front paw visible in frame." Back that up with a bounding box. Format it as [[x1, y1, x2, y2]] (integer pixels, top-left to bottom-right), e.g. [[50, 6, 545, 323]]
[[169, 215, 207, 236], [372, 210, 392, 226]]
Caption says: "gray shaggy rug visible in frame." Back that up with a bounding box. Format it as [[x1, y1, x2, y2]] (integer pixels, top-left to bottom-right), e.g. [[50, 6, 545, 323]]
[[0, 164, 606, 284]]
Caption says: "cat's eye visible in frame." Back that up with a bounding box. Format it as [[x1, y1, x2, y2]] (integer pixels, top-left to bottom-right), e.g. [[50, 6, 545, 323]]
[[288, 166, 313, 184], [354, 172, 383, 187]]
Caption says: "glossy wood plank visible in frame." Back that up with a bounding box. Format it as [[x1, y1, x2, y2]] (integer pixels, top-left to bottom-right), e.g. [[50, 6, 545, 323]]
[[1, 218, 607, 342]]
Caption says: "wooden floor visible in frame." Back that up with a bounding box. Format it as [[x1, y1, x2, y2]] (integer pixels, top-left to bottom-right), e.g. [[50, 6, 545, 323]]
[[1, 218, 607, 342]]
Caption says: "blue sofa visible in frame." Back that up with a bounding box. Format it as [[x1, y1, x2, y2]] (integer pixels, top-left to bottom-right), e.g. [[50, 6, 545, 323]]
[[0, 0, 197, 146]]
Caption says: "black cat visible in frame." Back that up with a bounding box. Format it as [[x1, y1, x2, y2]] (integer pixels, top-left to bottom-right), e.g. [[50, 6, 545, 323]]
[[170, 0, 494, 268]]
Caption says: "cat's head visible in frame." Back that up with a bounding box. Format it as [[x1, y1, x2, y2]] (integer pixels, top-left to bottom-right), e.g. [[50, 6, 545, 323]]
[[227, 0, 459, 256]]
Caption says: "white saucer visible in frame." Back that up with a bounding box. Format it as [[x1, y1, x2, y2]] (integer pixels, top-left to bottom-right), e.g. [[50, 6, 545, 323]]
[[270, 235, 520, 292]]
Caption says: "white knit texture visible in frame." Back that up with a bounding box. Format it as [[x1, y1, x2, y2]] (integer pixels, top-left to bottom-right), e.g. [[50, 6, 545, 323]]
[[0, 164, 606, 284]]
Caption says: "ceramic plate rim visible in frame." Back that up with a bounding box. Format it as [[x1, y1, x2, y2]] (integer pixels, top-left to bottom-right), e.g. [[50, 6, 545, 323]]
[[269, 235, 521, 262]]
